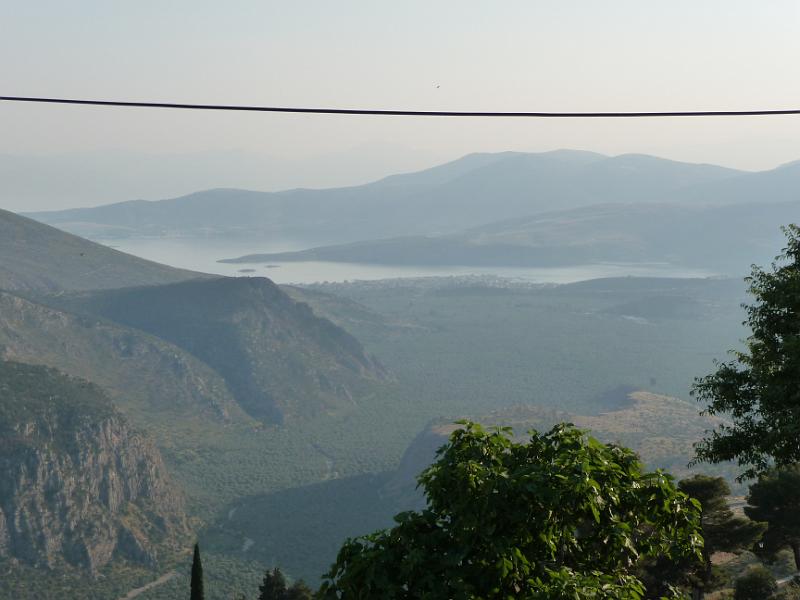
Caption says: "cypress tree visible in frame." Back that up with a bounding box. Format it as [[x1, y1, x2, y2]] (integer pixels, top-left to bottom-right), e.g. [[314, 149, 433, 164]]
[[258, 567, 288, 600], [190, 543, 204, 600]]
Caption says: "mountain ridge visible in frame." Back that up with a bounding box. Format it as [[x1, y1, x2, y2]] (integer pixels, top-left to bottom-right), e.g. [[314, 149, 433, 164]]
[[0, 208, 205, 292], [51, 277, 388, 424], [25, 150, 750, 243]]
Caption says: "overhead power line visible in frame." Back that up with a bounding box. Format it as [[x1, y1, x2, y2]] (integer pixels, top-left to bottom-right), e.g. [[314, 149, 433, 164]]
[[1, 95, 799, 118]]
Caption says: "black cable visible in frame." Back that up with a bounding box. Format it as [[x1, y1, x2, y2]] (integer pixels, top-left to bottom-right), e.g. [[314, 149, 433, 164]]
[[2, 95, 800, 118]]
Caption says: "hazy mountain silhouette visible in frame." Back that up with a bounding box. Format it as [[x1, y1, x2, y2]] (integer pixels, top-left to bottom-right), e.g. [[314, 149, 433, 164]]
[[27, 150, 746, 243]]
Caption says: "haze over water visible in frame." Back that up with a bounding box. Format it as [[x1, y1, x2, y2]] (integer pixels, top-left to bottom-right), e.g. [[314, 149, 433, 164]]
[[108, 237, 719, 284]]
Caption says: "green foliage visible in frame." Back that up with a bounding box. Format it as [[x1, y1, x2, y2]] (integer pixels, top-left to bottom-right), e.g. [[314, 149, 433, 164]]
[[320, 422, 703, 599], [733, 565, 777, 600], [678, 475, 766, 595], [693, 224, 800, 479], [678, 476, 765, 559], [774, 581, 800, 600], [286, 580, 314, 600], [257, 567, 313, 600], [258, 568, 287, 600], [745, 464, 800, 570], [191, 544, 205, 600]]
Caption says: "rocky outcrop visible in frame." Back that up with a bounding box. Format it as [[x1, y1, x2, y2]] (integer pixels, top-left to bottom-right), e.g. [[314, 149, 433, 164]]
[[0, 361, 188, 575]]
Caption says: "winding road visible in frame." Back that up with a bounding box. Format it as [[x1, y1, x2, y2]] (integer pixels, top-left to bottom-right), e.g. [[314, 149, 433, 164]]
[[118, 570, 179, 599]]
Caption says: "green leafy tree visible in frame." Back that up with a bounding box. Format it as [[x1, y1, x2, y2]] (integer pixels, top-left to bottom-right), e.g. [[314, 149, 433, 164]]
[[693, 224, 800, 479], [257, 568, 313, 600], [320, 422, 703, 599], [733, 565, 777, 600], [286, 580, 314, 600], [258, 568, 288, 600], [678, 475, 766, 598], [635, 554, 697, 600], [745, 464, 800, 570], [191, 543, 204, 600]]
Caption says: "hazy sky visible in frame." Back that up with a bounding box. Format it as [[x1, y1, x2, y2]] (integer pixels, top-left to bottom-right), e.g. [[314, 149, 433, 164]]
[[2, 1, 800, 210]]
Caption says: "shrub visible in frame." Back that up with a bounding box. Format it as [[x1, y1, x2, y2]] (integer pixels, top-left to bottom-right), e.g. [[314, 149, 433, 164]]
[[734, 565, 777, 600]]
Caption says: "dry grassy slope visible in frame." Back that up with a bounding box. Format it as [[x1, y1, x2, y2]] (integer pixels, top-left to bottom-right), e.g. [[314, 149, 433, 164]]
[[385, 390, 725, 505], [570, 391, 723, 476], [451, 391, 721, 474], [0, 208, 204, 293]]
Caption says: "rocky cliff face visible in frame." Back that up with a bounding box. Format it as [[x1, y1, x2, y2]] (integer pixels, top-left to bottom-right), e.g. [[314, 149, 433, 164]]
[[0, 361, 188, 575]]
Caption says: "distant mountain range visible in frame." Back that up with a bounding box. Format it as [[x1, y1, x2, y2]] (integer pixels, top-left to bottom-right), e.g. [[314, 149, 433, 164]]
[[224, 199, 799, 274], [28, 150, 778, 243]]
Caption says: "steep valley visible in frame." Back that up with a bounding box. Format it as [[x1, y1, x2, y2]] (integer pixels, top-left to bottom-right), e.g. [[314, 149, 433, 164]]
[[0, 211, 402, 598], [0, 202, 769, 598]]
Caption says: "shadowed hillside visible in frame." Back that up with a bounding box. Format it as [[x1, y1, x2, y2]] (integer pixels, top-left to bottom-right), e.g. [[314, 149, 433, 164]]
[[0, 290, 244, 424], [57, 278, 388, 423]]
